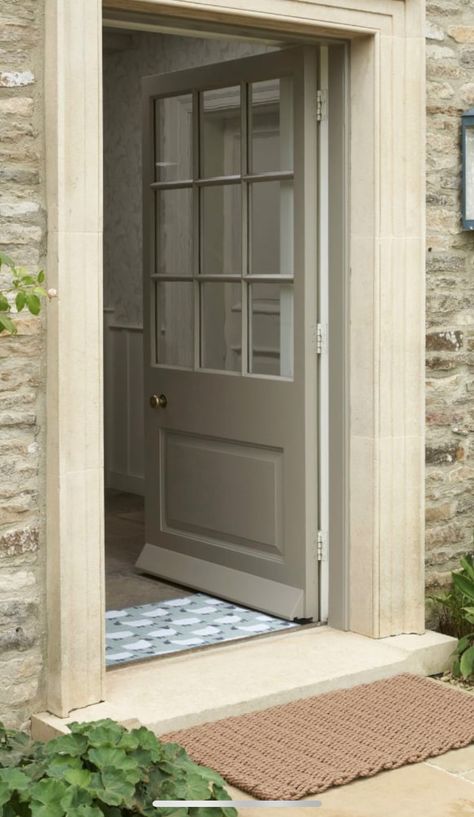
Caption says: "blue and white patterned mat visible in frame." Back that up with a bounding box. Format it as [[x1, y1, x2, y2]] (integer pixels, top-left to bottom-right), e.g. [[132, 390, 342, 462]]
[[106, 593, 298, 666]]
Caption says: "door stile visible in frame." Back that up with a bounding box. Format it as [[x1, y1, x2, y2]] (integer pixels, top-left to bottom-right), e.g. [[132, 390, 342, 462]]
[[240, 80, 249, 376], [300, 48, 320, 619], [317, 46, 330, 622], [192, 88, 200, 370]]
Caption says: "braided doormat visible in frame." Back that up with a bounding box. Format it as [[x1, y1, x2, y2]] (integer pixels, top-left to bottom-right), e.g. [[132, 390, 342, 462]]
[[163, 674, 474, 799]]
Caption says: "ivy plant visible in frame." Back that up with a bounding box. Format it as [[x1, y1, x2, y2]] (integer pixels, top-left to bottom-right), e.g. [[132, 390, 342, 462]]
[[0, 718, 237, 817], [0, 251, 52, 335]]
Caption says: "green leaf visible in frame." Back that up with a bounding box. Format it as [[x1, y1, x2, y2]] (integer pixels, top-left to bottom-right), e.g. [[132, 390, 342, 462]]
[[66, 807, 104, 817], [37, 270, 45, 283], [46, 753, 83, 780], [453, 572, 474, 602], [0, 252, 15, 269], [15, 291, 26, 312], [452, 655, 461, 678], [60, 784, 93, 811], [30, 803, 65, 817], [0, 782, 10, 807], [25, 293, 41, 316], [182, 772, 212, 800], [71, 720, 124, 748], [0, 315, 17, 335], [30, 779, 68, 804], [44, 733, 88, 758], [460, 645, 474, 679], [18, 274, 35, 286], [117, 730, 140, 751], [0, 293, 9, 312], [94, 768, 136, 807], [30, 779, 68, 817], [455, 634, 473, 655], [87, 747, 126, 768], [460, 556, 474, 581], [87, 746, 141, 782], [0, 768, 30, 791], [63, 768, 92, 788], [463, 607, 474, 624]]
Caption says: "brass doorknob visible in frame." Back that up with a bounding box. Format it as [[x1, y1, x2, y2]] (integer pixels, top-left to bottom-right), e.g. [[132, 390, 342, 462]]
[[150, 393, 167, 409]]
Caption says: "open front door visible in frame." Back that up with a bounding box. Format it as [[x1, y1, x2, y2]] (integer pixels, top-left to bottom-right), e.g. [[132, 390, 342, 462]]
[[137, 48, 320, 621]]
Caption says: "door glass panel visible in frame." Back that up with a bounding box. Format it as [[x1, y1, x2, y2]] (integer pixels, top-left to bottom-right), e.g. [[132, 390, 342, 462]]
[[249, 78, 293, 174], [156, 188, 193, 276], [201, 282, 241, 372], [249, 181, 294, 276], [156, 281, 194, 368], [154, 94, 193, 182], [249, 283, 293, 378], [201, 185, 241, 275], [200, 86, 241, 178]]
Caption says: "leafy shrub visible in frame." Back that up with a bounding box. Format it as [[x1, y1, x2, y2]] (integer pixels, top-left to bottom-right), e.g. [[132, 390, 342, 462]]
[[432, 553, 474, 681], [0, 252, 52, 335], [431, 573, 474, 641], [0, 718, 237, 817]]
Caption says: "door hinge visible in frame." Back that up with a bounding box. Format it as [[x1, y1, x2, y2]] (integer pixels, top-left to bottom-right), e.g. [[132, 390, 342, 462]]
[[316, 530, 328, 562], [315, 323, 327, 355], [316, 89, 328, 122]]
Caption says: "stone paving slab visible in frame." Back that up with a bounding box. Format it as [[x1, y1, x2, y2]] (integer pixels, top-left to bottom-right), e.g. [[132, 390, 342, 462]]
[[227, 755, 474, 817]]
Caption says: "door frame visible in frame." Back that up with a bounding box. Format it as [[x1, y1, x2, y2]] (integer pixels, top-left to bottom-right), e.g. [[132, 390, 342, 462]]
[[44, 0, 425, 717]]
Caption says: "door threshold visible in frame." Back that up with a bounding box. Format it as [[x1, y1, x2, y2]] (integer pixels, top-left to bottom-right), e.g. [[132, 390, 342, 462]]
[[32, 627, 455, 740]]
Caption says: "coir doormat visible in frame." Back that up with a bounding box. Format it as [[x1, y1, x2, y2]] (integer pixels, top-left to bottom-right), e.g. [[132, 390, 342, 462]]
[[163, 674, 474, 799]]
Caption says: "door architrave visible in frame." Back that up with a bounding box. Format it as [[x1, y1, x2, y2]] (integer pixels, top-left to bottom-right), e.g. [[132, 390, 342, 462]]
[[44, 0, 425, 716]]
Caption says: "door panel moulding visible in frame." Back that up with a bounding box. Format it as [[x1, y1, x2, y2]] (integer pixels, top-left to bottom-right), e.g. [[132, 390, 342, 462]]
[[44, 0, 425, 717]]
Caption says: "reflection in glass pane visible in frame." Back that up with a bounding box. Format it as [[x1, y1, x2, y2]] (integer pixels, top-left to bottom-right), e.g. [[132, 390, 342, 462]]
[[200, 87, 241, 178], [201, 282, 241, 372], [154, 94, 193, 182], [249, 181, 293, 276], [156, 188, 193, 277], [250, 283, 293, 377], [201, 185, 241, 275], [249, 78, 293, 174], [156, 282, 194, 368]]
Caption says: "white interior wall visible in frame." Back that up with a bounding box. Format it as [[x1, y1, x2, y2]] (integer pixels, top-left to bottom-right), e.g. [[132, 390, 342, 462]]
[[103, 30, 277, 493]]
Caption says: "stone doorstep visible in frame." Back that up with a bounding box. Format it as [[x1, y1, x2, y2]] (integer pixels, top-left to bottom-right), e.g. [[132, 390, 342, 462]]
[[31, 626, 456, 740]]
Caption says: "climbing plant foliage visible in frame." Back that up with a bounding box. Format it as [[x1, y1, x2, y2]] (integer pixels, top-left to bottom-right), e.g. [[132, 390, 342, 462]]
[[0, 251, 50, 335]]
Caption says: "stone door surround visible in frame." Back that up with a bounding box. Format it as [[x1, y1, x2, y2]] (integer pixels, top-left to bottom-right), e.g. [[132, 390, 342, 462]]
[[44, 0, 425, 717]]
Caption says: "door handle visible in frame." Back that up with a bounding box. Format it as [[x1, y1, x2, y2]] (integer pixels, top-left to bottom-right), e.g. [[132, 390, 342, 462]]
[[150, 393, 167, 409]]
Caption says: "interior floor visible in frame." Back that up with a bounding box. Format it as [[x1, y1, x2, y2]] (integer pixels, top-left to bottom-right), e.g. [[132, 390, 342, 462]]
[[105, 489, 195, 609]]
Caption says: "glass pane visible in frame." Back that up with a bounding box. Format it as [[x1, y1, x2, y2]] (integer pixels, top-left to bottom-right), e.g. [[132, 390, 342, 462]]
[[249, 181, 293, 275], [156, 281, 194, 367], [154, 94, 193, 182], [156, 188, 193, 277], [201, 185, 241, 275], [249, 283, 293, 377], [201, 282, 241, 372], [200, 86, 241, 178], [249, 78, 293, 174]]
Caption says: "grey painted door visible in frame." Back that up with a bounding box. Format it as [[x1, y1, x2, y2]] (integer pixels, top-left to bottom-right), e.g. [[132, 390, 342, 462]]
[[137, 48, 320, 620]]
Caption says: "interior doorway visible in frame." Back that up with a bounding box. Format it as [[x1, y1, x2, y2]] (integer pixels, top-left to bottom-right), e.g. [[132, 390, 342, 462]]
[[102, 23, 326, 667]]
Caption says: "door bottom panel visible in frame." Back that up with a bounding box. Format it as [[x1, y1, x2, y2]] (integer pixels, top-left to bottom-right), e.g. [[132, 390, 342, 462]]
[[136, 543, 305, 620]]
